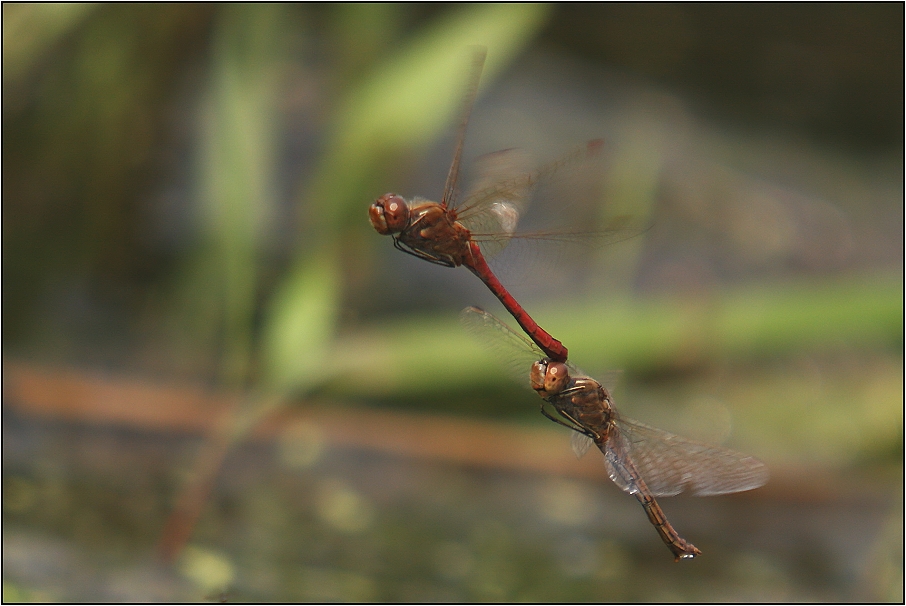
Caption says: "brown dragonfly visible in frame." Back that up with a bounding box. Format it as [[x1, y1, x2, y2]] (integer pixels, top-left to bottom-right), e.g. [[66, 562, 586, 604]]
[[369, 48, 635, 363], [461, 306, 769, 561]]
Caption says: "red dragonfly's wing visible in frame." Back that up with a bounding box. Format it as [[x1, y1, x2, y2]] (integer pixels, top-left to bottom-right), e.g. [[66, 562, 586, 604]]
[[571, 431, 595, 458], [453, 148, 533, 258], [591, 417, 769, 497], [441, 47, 487, 210], [457, 141, 642, 259]]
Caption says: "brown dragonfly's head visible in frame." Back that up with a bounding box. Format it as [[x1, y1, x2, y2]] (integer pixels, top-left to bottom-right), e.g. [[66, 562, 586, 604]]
[[530, 359, 570, 398], [369, 193, 410, 235]]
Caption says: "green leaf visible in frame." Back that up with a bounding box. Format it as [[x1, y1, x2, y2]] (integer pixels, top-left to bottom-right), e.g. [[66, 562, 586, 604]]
[[262, 250, 341, 393], [197, 4, 286, 384]]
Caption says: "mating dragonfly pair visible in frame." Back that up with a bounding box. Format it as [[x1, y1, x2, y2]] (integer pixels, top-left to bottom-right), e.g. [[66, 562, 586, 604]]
[[369, 49, 767, 562]]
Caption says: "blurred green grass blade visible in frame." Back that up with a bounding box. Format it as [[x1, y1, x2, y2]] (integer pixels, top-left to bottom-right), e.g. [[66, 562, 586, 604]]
[[262, 249, 341, 393], [554, 270, 903, 373], [333, 3, 551, 152], [198, 4, 285, 384], [325, 270, 902, 398], [716, 274, 903, 355], [307, 3, 552, 230]]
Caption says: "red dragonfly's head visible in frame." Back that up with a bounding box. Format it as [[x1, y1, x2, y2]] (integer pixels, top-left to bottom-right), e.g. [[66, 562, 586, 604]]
[[530, 359, 570, 398], [369, 194, 410, 235]]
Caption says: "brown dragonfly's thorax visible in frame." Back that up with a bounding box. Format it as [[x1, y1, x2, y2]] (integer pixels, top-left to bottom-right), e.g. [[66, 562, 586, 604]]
[[532, 360, 616, 441], [558, 376, 615, 441], [398, 201, 473, 267]]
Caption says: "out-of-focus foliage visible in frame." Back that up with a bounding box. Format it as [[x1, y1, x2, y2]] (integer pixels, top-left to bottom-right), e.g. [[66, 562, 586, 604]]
[[2, 1, 900, 448], [3, 3, 96, 85], [2, 1, 901, 450], [3, 4, 216, 351], [2, 4, 552, 393], [196, 4, 286, 386]]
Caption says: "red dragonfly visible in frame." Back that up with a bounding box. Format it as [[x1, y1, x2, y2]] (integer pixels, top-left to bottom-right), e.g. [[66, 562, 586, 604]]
[[461, 307, 769, 561], [369, 49, 632, 363]]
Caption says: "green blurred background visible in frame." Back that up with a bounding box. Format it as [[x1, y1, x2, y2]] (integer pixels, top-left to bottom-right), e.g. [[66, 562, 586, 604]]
[[3, 4, 902, 602]]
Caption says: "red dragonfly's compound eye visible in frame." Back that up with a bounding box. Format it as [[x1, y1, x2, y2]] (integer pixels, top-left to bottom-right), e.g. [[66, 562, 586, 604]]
[[369, 194, 410, 235]]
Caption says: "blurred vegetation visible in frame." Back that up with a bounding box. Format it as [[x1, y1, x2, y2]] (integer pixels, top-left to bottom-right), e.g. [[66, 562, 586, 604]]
[[3, 3, 554, 392], [2, 4, 902, 602], [3, 0, 902, 453], [3, 0, 901, 446], [2, 3, 900, 372]]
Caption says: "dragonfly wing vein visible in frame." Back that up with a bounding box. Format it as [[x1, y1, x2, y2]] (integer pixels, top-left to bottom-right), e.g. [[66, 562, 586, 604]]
[[571, 431, 594, 459], [615, 418, 769, 497]]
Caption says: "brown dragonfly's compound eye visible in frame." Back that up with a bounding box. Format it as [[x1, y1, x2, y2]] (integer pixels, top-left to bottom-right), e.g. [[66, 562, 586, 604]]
[[530, 360, 548, 393], [370, 194, 409, 234], [544, 361, 570, 395]]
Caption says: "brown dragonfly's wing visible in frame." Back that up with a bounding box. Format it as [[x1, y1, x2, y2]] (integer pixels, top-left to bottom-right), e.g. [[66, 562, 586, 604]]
[[459, 306, 545, 386], [599, 417, 768, 497], [461, 306, 590, 386], [441, 47, 486, 209], [571, 431, 595, 459]]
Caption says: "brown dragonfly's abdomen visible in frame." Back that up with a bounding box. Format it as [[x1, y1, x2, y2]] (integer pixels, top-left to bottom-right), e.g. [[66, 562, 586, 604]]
[[630, 474, 702, 561], [536, 363, 702, 561]]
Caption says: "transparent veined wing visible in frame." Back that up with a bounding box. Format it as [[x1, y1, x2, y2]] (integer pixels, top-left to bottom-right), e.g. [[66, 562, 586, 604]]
[[600, 416, 768, 497]]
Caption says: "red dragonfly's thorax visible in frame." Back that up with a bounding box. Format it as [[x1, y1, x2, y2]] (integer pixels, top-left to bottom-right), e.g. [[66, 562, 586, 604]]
[[398, 200, 474, 267]]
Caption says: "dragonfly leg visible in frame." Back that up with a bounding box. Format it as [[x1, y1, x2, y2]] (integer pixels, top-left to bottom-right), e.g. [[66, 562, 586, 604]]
[[540, 403, 598, 440], [561, 409, 603, 442], [392, 238, 457, 267], [540, 403, 582, 431], [558, 384, 587, 398]]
